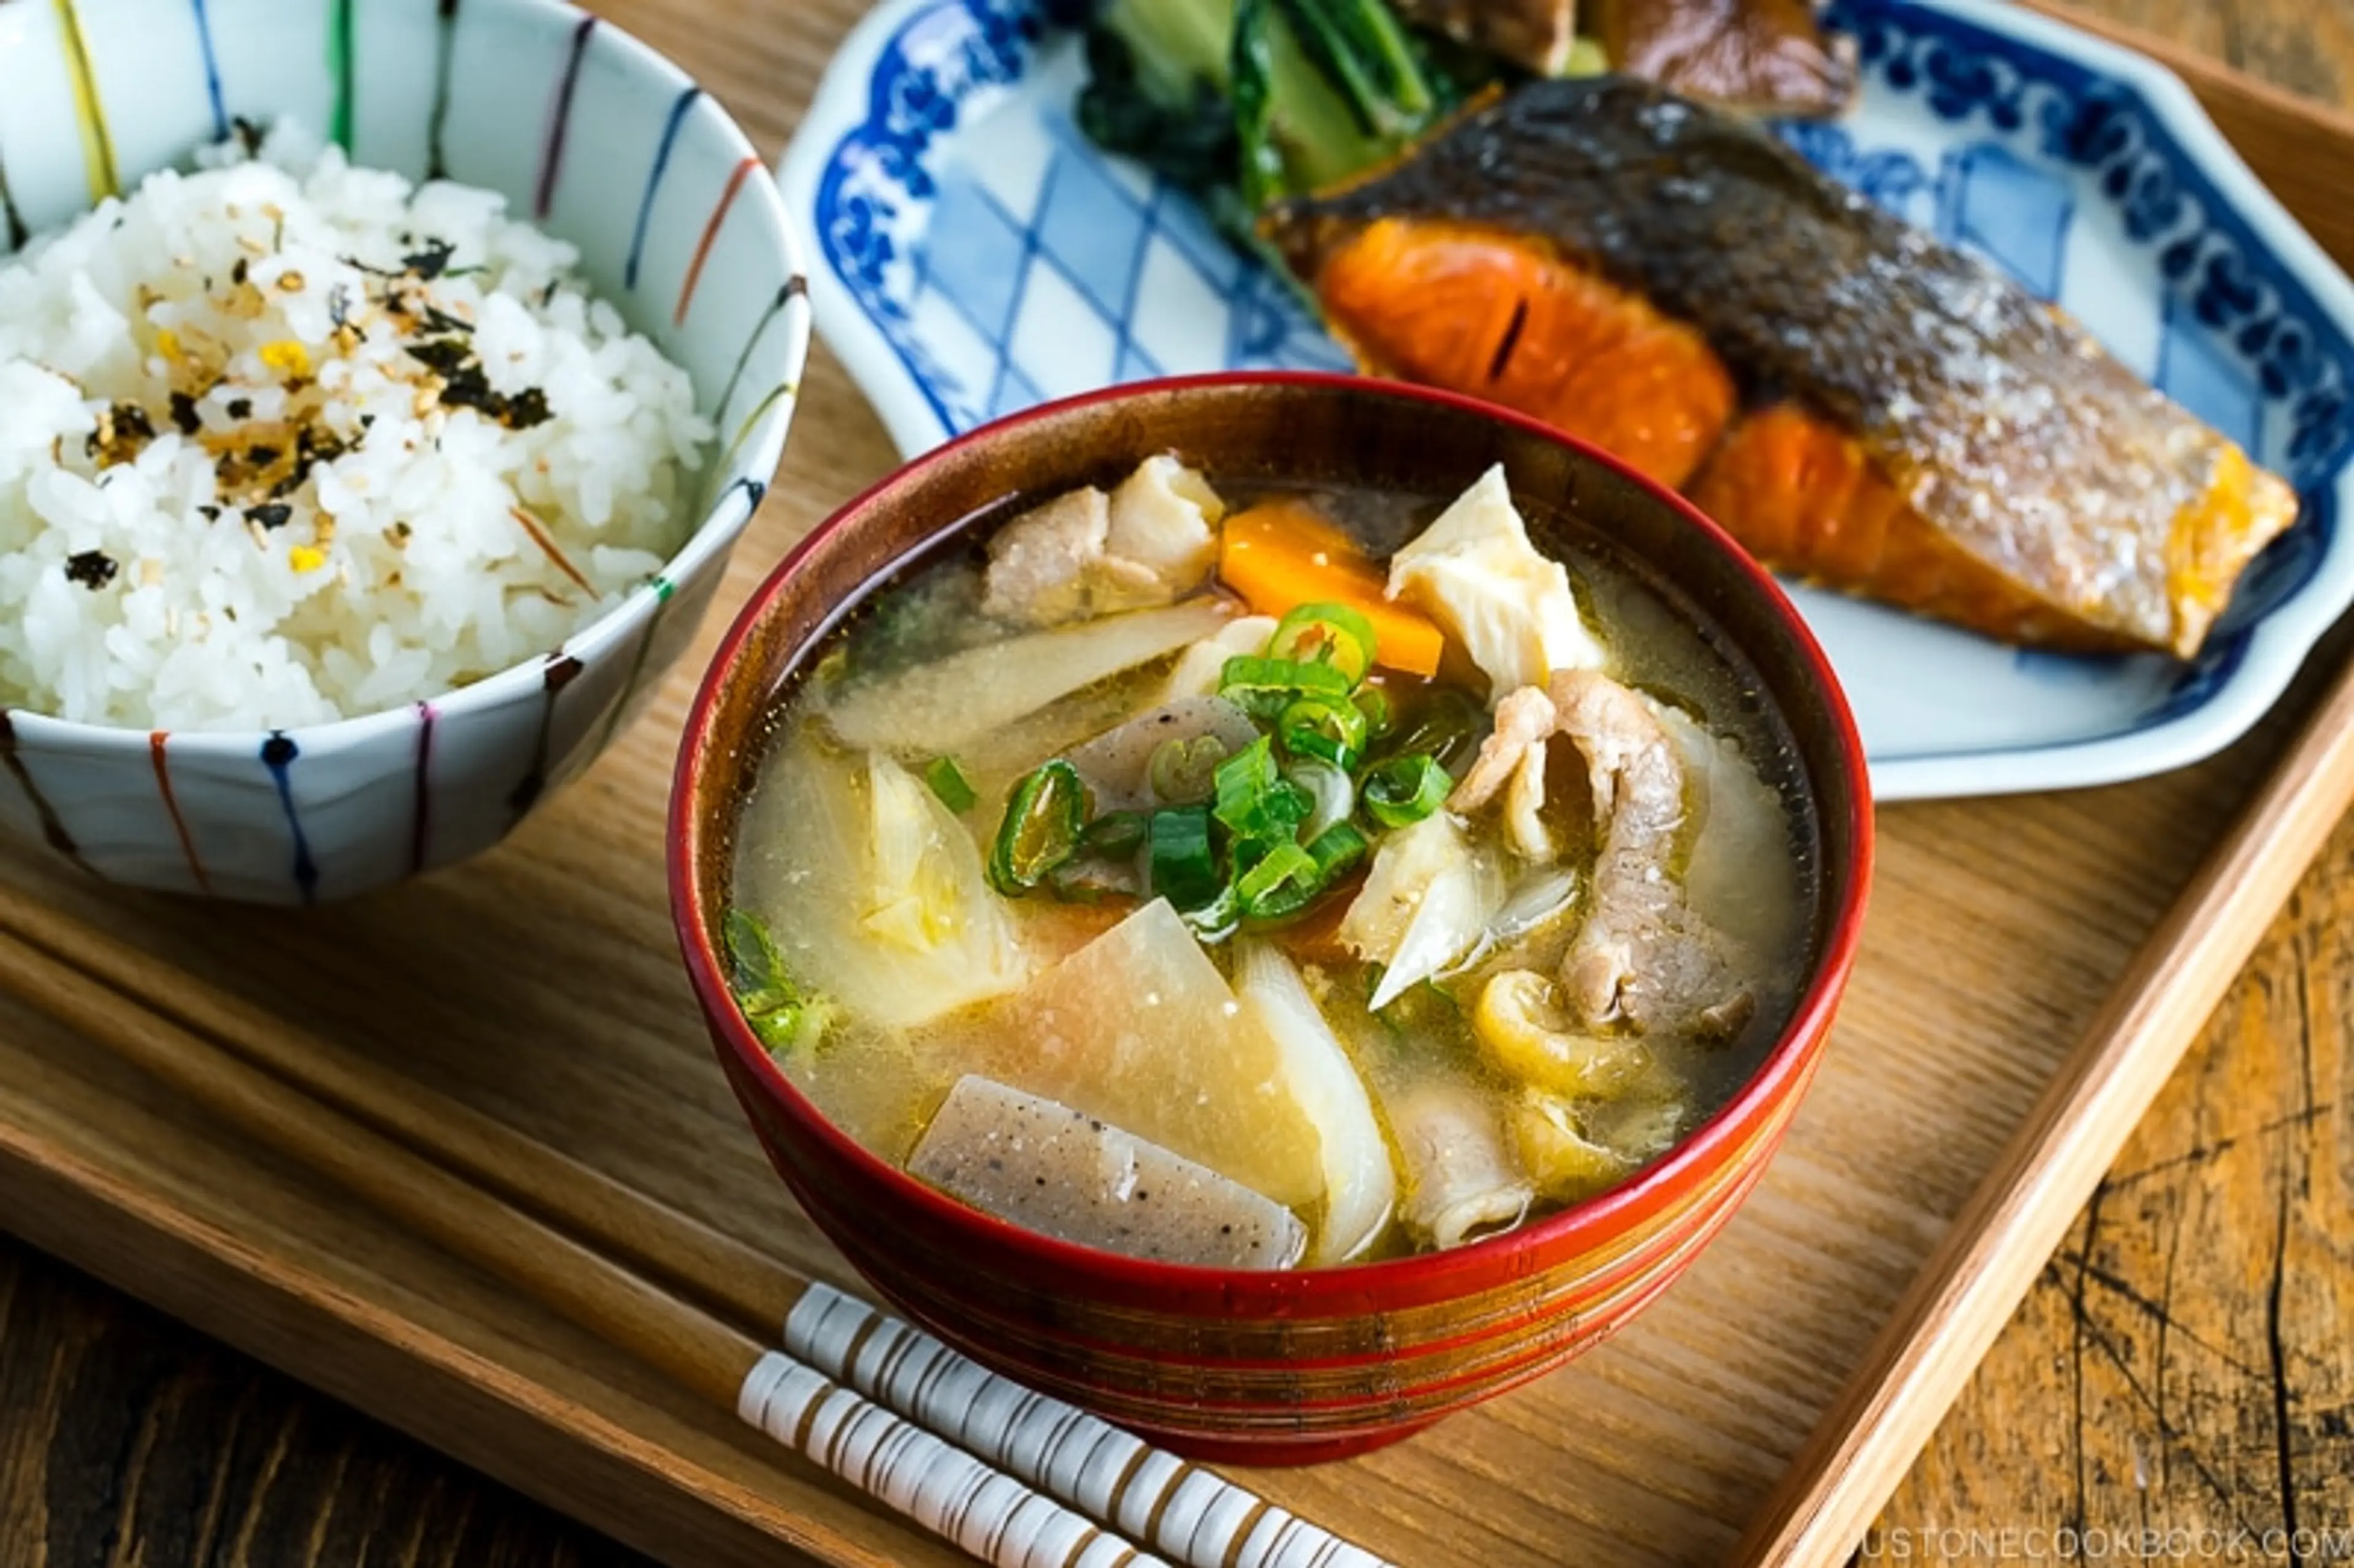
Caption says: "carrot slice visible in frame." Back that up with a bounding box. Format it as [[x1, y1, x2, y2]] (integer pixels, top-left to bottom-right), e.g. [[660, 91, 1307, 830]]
[[1216, 501, 1446, 677]]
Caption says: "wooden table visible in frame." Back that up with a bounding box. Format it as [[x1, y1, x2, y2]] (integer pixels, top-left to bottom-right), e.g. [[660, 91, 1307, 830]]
[[3, 1, 2350, 1562]]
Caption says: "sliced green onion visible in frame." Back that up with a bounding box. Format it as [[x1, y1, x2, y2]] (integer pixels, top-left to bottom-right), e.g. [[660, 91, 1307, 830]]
[[1235, 842, 1319, 919], [989, 760, 1089, 896], [1213, 736, 1311, 858], [1278, 693, 1370, 771], [1266, 601, 1377, 685], [1148, 733, 1232, 804], [1219, 653, 1352, 721], [1081, 809, 1148, 858], [923, 755, 977, 813], [1363, 753, 1452, 828], [1148, 804, 1223, 910], [1353, 684, 1394, 742], [1181, 884, 1243, 943], [1306, 820, 1369, 881], [1214, 734, 1279, 822], [1236, 820, 1369, 924]]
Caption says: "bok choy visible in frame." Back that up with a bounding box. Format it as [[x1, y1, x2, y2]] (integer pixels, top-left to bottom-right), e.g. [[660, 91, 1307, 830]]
[[1075, 0, 1469, 240]]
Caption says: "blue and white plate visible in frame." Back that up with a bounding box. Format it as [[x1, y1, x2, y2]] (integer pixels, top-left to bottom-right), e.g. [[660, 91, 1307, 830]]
[[776, 0, 2354, 801]]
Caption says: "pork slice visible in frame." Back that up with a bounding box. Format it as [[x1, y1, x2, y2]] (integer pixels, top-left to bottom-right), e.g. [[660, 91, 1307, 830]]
[[1547, 669, 1745, 1034]]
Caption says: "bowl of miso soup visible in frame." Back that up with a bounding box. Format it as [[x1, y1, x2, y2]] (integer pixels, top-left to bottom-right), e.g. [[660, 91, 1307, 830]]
[[672, 373, 1872, 1462]]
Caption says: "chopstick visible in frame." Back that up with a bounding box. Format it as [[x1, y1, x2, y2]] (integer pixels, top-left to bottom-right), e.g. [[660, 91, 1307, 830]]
[[0, 924, 1165, 1568], [1734, 648, 2354, 1567], [0, 888, 1396, 1568]]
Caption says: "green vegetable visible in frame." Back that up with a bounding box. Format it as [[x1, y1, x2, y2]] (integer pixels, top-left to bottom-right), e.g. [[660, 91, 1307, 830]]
[[1308, 819, 1369, 880], [1075, 0, 1421, 218], [1073, 13, 1260, 248], [1181, 883, 1243, 943], [1043, 810, 1151, 904], [1230, 0, 1287, 210], [1081, 809, 1149, 858], [1353, 684, 1394, 741], [923, 755, 977, 813], [1148, 804, 1225, 910], [989, 760, 1089, 896], [1081, 0, 1237, 108], [1212, 736, 1312, 861], [1272, 0, 1443, 139], [1278, 693, 1371, 770], [1149, 733, 1233, 804], [1235, 841, 1318, 918], [1219, 653, 1353, 721], [1236, 821, 1368, 923], [723, 906, 778, 983], [719, 908, 835, 1056], [1267, 600, 1377, 684], [1363, 752, 1452, 828]]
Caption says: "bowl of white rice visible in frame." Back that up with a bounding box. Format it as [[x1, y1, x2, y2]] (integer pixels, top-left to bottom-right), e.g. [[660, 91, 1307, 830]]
[[0, 0, 806, 902]]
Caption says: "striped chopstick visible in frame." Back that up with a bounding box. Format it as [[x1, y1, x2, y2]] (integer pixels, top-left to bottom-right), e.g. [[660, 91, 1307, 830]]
[[0, 889, 1395, 1568], [779, 1284, 1385, 1568]]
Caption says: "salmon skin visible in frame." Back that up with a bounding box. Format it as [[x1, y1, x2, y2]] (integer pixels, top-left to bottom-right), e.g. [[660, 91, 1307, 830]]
[[1264, 77, 2300, 659]]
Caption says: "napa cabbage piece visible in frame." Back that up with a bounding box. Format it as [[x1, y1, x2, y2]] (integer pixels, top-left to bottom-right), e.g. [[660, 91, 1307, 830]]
[[1233, 941, 1396, 1263], [1386, 464, 1607, 696], [820, 599, 1235, 756], [1338, 810, 1507, 1009], [1654, 704, 1806, 962], [740, 731, 1028, 1030], [987, 899, 1328, 1206]]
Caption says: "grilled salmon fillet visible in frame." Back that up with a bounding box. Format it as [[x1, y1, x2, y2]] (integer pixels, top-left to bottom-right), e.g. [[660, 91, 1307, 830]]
[[1312, 216, 1737, 489], [1265, 77, 2299, 658]]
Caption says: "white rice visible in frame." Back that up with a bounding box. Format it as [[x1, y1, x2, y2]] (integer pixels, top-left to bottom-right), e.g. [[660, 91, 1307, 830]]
[[0, 122, 710, 730]]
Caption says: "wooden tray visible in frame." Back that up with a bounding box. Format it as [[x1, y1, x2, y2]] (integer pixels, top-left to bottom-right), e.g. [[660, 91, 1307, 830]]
[[4, 4, 2353, 1565]]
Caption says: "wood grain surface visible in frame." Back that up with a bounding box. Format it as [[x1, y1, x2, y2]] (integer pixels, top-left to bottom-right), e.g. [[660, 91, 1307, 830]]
[[1, 1, 2350, 1566], [1854, 12, 2354, 1561]]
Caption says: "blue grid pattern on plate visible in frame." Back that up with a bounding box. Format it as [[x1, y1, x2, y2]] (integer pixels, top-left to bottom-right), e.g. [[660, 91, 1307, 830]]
[[1938, 143, 2074, 300], [901, 108, 1351, 430], [815, 0, 1349, 442]]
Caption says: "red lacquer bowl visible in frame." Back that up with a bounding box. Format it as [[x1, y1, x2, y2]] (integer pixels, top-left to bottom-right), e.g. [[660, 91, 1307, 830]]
[[671, 374, 1873, 1464]]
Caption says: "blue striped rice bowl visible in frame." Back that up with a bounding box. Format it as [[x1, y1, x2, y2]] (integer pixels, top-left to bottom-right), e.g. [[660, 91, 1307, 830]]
[[0, 0, 807, 902]]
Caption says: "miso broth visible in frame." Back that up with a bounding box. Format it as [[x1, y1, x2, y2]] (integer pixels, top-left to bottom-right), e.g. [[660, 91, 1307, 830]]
[[728, 458, 1819, 1268]]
